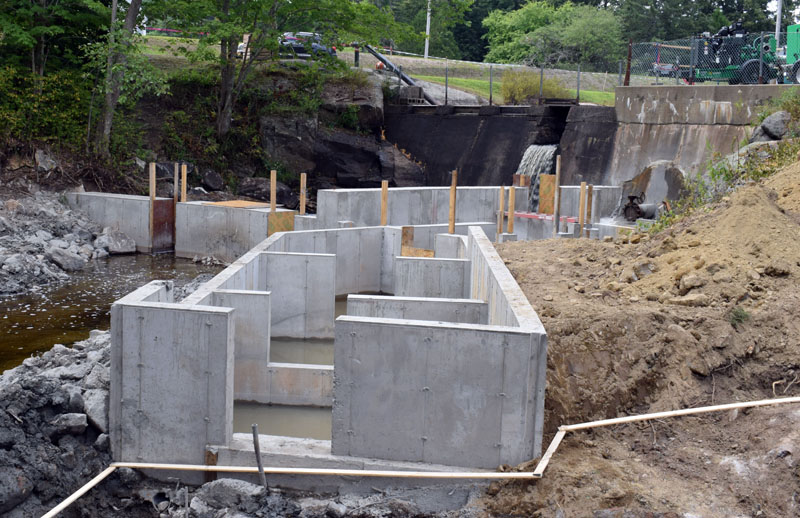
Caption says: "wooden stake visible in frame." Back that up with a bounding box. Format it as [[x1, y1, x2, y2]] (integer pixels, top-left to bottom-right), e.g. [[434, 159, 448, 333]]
[[496, 185, 505, 242], [299, 173, 307, 215], [173, 163, 179, 205], [149, 162, 156, 249], [380, 180, 388, 226], [507, 186, 515, 234], [578, 181, 587, 237], [552, 155, 561, 237], [448, 170, 457, 234], [180, 164, 187, 202], [585, 184, 594, 238], [270, 170, 277, 213]]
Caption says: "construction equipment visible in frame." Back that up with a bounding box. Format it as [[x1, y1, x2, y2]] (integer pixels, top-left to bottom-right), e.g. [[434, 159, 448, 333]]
[[690, 22, 778, 84]]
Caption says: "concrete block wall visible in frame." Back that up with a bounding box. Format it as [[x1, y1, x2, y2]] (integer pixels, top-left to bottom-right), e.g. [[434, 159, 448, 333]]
[[260, 252, 336, 338], [393, 257, 469, 299], [109, 282, 234, 469], [346, 295, 487, 324], [65, 192, 168, 253]]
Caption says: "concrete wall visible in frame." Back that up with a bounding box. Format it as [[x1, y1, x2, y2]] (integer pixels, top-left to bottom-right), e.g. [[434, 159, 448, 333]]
[[110, 284, 234, 467], [433, 233, 468, 259], [311, 187, 526, 230], [176, 203, 297, 263], [347, 294, 487, 324], [394, 257, 469, 299], [332, 317, 545, 468], [607, 85, 791, 185], [559, 185, 623, 221], [260, 252, 336, 339], [65, 192, 172, 253], [238, 363, 333, 407]]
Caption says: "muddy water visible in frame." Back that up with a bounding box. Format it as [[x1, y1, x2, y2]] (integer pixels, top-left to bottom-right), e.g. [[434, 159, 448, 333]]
[[0, 254, 222, 372], [233, 403, 332, 440]]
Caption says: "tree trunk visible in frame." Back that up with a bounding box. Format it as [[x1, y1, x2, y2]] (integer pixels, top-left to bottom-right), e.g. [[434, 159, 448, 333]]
[[96, 0, 142, 157], [216, 35, 238, 139]]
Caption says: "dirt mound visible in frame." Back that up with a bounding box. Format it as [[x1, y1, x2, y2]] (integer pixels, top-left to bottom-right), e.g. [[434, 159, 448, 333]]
[[489, 172, 800, 516], [764, 159, 800, 214]]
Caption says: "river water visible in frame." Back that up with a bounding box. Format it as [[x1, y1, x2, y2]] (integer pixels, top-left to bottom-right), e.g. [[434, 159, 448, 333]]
[[0, 254, 221, 372]]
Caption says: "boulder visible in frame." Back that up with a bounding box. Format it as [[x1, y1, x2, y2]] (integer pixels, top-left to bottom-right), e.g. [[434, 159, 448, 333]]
[[49, 413, 88, 436], [378, 142, 424, 187], [192, 478, 265, 512], [201, 168, 225, 191], [34, 149, 58, 172], [761, 110, 791, 140], [83, 389, 109, 433], [46, 246, 87, 272], [313, 131, 383, 187], [237, 177, 292, 204], [259, 116, 318, 173], [94, 229, 135, 254], [749, 125, 774, 143], [0, 468, 33, 513]]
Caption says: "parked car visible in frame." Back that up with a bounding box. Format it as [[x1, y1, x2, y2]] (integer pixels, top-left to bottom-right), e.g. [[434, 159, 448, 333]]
[[280, 32, 336, 58]]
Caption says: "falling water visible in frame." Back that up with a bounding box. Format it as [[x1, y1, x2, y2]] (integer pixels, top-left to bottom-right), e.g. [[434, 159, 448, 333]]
[[514, 144, 558, 212]]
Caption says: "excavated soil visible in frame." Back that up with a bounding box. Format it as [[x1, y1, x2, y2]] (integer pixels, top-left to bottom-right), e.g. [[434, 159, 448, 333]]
[[488, 168, 800, 517]]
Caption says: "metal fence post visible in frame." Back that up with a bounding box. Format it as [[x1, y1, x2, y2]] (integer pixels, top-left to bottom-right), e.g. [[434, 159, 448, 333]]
[[539, 65, 544, 99], [445, 58, 449, 105], [759, 31, 764, 84], [618, 59, 623, 86], [576, 64, 581, 103], [689, 37, 695, 84], [489, 65, 493, 106], [624, 39, 632, 86], [676, 56, 680, 84]]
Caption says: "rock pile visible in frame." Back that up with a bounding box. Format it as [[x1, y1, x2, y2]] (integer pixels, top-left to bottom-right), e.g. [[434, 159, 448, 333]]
[[0, 192, 135, 295]]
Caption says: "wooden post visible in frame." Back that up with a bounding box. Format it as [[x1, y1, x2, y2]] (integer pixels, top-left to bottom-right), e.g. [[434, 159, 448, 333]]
[[448, 170, 457, 234], [180, 164, 187, 202], [496, 186, 505, 242], [507, 186, 515, 234], [299, 173, 307, 215], [585, 184, 594, 238], [552, 155, 562, 237], [578, 181, 587, 237], [270, 170, 277, 213], [173, 163, 179, 205], [380, 180, 389, 226], [149, 163, 156, 249]]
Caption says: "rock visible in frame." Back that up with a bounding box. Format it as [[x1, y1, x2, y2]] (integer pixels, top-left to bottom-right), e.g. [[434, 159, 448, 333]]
[[764, 260, 791, 277], [619, 267, 638, 283], [633, 260, 656, 279], [679, 273, 706, 294], [761, 110, 791, 140], [134, 157, 147, 170], [378, 142, 424, 187], [326, 501, 348, 518], [664, 323, 696, 345], [94, 229, 135, 254], [747, 270, 761, 281], [94, 433, 110, 451], [689, 357, 711, 377], [260, 115, 318, 174], [602, 236, 614, 242], [34, 149, 58, 172], [46, 246, 87, 272], [83, 389, 109, 433], [712, 271, 732, 283], [0, 468, 33, 513], [749, 125, 774, 143], [668, 293, 710, 307], [48, 238, 69, 249], [201, 169, 225, 192], [237, 177, 292, 204], [49, 413, 88, 436], [5, 199, 21, 212], [192, 479, 265, 512]]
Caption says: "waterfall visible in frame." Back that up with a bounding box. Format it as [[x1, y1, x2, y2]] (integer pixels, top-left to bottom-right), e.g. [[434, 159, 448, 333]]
[[514, 145, 557, 212]]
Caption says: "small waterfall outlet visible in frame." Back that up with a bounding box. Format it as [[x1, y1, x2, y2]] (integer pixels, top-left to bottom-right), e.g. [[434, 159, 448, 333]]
[[514, 145, 557, 212]]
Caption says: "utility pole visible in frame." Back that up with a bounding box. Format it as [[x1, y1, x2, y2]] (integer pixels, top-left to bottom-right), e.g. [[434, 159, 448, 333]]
[[424, 0, 432, 59], [775, 0, 783, 47]]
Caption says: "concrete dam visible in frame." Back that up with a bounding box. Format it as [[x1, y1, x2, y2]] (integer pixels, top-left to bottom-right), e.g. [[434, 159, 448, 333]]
[[385, 84, 794, 190]]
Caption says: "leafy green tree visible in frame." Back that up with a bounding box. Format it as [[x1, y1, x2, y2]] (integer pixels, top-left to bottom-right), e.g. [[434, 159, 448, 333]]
[[483, 1, 557, 62], [0, 0, 107, 75], [452, 0, 524, 61], [161, 0, 406, 138]]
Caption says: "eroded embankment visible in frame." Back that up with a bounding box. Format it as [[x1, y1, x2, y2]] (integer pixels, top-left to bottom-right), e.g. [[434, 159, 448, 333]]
[[489, 173, 800, 516]]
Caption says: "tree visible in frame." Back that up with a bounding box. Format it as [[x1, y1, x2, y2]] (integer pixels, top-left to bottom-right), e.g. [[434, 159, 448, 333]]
[[392, 0, 473, 58], [483, 1, 557, 62], [452, 0, 524, 62], [162, 0, 405, 139], [0, 0, 106, 75]]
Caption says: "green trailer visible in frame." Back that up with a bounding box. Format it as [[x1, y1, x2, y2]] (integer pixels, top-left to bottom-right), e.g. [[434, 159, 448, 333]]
[[690, 33, 778, 84]]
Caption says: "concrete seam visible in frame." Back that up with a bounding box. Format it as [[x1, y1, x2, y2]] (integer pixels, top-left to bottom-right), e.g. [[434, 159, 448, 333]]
[[498, 335, 507, 467], [204, 314, 211, 451], [136, 308, 143, 461], [422, 329, 430, 462], [523, 335, 533, 459]]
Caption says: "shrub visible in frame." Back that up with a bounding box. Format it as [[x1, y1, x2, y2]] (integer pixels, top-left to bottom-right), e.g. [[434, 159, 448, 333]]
[[0, 67, 91, 148], [729, 306, 750, 328], [500, 69, 570, 104]]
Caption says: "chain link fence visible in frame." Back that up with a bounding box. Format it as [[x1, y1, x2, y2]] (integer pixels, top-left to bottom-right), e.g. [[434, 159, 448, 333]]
[[631, 31, 799, 85]]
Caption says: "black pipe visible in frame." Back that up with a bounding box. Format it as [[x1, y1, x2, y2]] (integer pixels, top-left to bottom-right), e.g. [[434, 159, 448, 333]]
[[363, 45, 437, 105]]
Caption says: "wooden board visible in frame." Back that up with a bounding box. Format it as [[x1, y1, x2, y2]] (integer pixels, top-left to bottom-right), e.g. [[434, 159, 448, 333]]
[[538, 174, 556, 214], [268, 211, 296, 236], [401, 246, 435, 257]]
